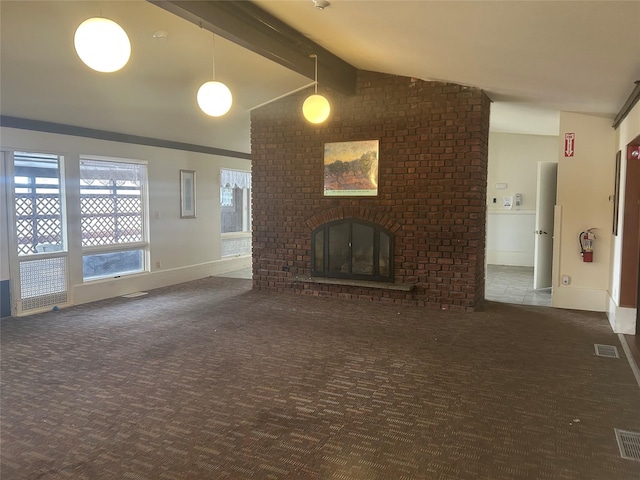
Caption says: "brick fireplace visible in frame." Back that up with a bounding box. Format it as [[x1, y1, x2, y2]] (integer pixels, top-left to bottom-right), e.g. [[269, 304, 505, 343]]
[[251, 70, 490, 311]]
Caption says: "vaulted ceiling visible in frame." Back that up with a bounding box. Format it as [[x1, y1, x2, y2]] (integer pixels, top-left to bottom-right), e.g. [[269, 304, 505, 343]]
[[1, 1, 639, 154]]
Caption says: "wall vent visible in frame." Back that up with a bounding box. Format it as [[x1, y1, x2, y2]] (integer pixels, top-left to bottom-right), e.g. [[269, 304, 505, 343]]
[[122, 292, 148, 298]]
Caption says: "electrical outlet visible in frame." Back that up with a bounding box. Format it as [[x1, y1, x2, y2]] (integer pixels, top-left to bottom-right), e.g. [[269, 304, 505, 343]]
[[562, 275, 570, 285], [155, 260, 161, 269]]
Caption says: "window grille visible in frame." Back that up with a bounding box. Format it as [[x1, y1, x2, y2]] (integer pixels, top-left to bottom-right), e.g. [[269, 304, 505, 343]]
[[20, 257, 68, 311], [13, 152, 63, 255], [80, 159, 145, 247], [79, 158, 147, 280]]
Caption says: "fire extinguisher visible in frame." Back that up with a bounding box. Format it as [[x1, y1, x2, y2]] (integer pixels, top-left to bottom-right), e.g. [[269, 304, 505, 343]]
[[579, 228, 596, 262]]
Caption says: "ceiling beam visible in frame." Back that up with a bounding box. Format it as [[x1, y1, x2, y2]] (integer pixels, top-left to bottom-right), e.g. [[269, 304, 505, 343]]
[[148, 0, 357, 96], [613, 81, 640, 129]]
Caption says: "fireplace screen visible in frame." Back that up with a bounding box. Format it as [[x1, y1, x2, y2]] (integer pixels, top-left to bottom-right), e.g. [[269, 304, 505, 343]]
[[312, 220, 392, 282]]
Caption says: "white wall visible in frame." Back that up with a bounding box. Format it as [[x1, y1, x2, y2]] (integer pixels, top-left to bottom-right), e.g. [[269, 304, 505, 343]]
[[486, 132, 557, 266], [608, 102, 640, 333], [552, 113, 616, 312], [1, 127, 251, 314], [487, 211, 536, 266]]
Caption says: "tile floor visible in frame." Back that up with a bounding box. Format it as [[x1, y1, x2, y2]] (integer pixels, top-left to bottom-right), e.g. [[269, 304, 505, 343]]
[[485, 264, 552, 307]]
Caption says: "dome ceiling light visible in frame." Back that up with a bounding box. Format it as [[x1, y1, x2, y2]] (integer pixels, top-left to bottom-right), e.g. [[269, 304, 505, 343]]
[[197, 81, 233, 117], [74, 17, 131, 73], [302, 54, 330, 124], [197, 33, 232, 117]]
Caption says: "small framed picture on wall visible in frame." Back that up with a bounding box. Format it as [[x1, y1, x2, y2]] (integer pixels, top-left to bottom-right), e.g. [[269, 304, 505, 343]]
[[612, 150, 621, 235], [180, 169, 196, 218]]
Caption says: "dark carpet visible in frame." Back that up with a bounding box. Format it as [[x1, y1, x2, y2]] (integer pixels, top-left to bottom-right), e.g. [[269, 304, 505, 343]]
[[1, 276, 639, 479]]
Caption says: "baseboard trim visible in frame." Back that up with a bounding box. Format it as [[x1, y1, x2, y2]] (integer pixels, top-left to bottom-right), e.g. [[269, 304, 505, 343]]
[[618, 334, 640, 389], [607, 292, 637, 334], [72, 256, 251, 307]]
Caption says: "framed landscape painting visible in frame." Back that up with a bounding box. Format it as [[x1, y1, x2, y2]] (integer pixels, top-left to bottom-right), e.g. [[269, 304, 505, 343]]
[[323, 140, 379, 197]]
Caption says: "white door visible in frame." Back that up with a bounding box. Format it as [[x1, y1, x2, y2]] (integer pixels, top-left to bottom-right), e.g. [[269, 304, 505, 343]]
[[7, 151, 69, 316], [533, 162, 558, 290]]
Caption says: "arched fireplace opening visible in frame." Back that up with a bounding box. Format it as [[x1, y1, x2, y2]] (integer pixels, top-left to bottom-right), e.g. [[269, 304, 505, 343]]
[[312, 219, 393, 282]]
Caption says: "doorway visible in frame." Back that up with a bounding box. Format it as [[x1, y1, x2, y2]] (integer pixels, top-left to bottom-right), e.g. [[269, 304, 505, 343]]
[[5, 151, 70, 316], [619, 144, 640, 333], [484, 132, 558, 307]]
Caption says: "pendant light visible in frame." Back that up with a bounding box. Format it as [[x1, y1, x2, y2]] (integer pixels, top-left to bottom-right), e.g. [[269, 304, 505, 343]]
[[303, 54, 330, 124], [74, 17, 131, 73], [197, 34, 232, 117]]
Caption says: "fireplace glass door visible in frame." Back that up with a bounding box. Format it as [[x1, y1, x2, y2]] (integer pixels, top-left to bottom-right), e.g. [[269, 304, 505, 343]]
[[312, 220, 392, 282]]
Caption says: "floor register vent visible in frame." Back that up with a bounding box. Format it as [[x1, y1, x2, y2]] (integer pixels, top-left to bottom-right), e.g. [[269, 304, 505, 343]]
[[122, 292, 149, 298], [594, 344, 620, 358], [615, 429, 640, 461]]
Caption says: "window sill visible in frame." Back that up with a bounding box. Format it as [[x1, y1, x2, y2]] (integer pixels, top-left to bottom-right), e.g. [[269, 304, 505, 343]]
[[221, 231, 251, 238]]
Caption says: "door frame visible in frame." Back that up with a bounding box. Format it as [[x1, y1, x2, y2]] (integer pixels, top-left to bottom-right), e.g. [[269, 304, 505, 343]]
[[5, 150, 71, 316], [620, 144, 640, 310]]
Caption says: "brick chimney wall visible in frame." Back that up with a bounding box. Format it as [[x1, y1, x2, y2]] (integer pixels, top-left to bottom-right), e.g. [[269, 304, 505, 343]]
[[250, 70, 491, 311]]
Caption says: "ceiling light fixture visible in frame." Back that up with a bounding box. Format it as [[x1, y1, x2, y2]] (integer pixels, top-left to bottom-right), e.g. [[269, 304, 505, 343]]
[[74, 17, 131, 73], [152, 30, 169, 40], [302, 54, 330, 124], [312, 0, 331, 10], [197, 33, 232, 117]]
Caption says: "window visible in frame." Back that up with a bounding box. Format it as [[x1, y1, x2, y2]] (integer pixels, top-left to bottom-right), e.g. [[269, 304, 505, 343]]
[[12, 151, 69, 313], [220, 186, 234, 207], [80, 158, 147, 280], [14, 152, 65, 255], [220, 169, 251, 257]]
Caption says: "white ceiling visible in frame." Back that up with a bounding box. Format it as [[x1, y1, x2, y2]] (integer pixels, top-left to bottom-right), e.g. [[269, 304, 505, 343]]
[[2, 1, 639, 153]]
